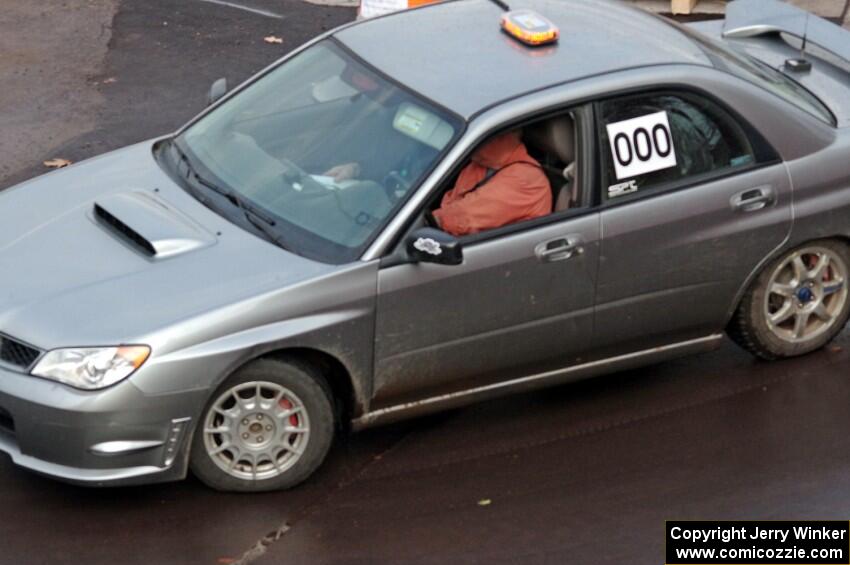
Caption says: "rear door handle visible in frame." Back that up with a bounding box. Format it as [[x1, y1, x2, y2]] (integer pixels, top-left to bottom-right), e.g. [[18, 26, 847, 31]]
[[535, 235, 584, 263], [731, 186, 775, 213]]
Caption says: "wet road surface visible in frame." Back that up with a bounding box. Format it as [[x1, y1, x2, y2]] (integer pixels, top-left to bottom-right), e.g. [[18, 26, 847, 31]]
[[2, 1, 850, 564], [3, 332, 849, 564]]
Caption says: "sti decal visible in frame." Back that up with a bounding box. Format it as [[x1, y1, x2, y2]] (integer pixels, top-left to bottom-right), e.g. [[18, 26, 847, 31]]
[[606, 111, 677, 180]]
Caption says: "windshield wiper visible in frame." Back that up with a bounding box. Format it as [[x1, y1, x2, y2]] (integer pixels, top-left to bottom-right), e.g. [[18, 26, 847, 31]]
[[206, 183, 287, 249], [242, 209, 289, 250], [171, 141, 242, 208], [170, 140, 287, 249], [169, 141, 213, 204]]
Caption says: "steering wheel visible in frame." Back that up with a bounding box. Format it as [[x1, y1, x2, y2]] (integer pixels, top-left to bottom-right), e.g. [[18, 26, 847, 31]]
[[277, 156, 328, 194], [382, 171, 411, 204]]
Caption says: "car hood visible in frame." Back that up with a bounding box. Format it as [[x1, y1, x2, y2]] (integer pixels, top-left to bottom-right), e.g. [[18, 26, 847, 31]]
[[0, 140, 339, 350]]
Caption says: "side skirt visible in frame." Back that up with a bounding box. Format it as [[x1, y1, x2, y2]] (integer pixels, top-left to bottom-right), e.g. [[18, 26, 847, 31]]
[[351, 334, 724, 430]]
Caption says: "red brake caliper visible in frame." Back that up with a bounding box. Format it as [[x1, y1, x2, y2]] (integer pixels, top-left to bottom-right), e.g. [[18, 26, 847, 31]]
[[278, 397, 299, 426], [813, 254, 834, 284]]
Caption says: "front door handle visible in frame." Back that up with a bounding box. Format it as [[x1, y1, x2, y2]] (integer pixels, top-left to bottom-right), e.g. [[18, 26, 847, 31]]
[[535, 235, 584, 263], [731, 186, 775, 213]]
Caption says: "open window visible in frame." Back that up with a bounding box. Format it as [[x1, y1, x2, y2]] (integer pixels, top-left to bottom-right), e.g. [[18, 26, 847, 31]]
[[389, 105, 593, 267], [523, 110, 583, 214], [416, 106, 591, 240]]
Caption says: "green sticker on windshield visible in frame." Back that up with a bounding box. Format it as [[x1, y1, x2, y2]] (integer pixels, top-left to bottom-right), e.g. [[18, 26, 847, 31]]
[[396, 113, 424, 135]]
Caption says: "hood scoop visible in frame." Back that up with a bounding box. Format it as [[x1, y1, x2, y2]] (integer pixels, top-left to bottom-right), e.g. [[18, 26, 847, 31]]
[[93, 192, 216, 259]]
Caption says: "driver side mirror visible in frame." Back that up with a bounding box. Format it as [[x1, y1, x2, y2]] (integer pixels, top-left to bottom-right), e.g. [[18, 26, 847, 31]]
[[406, 227, 463, 266], [207, 78, 228, 106]]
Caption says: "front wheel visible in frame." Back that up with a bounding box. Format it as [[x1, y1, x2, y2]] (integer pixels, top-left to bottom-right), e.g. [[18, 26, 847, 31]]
[[728, 240, 850, 360], [190, 358, 335, 492]]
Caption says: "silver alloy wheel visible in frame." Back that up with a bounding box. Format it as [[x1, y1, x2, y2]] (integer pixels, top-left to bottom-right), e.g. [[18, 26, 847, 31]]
[[764, 246, 849, 344], [203, 381, 310, 481]]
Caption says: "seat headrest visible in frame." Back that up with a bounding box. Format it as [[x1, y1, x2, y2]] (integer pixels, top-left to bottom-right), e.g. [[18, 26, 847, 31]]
[[525, 116, 575, 164]]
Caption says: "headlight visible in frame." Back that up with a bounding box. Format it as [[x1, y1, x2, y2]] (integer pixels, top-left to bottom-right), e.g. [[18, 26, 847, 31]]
[[31, 346, 150, 390]]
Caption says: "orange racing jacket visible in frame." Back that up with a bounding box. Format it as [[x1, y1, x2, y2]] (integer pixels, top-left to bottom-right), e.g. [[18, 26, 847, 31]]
[[433, 131, 552, 237]]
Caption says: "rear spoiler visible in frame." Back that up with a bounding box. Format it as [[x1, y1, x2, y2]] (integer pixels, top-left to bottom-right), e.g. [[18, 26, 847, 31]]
[[723, 0, 850, 63]]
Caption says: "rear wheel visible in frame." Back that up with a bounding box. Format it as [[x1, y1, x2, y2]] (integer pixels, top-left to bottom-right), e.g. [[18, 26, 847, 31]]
[[729, 240, 850, 360], [190, 358, 335, 492]]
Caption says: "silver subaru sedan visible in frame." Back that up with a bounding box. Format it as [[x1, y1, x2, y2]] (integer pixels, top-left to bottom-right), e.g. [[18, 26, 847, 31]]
[[1, 0, 850, 491]]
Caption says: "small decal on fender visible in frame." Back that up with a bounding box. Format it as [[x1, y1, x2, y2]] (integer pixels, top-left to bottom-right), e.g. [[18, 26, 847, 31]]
[[608, 180, 638, 198]]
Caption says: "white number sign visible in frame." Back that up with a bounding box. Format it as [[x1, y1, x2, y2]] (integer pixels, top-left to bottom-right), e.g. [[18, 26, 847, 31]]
[[606, 111, 677, 180]]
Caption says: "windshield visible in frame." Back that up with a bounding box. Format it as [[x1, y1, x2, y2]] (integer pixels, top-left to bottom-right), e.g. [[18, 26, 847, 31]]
[[176, 40, 461, 263], [682, 28, 835, 125]]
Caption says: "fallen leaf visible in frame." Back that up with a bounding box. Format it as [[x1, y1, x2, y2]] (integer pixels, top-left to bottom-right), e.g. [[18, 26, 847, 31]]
[[830, 345, 843, 353], [43, 158, 72, 169], [477, 499, 492, 507], [264, 35, 283, 44]]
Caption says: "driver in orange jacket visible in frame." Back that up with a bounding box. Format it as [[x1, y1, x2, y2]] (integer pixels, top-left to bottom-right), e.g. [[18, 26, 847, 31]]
[[433, 130, 552, 236]]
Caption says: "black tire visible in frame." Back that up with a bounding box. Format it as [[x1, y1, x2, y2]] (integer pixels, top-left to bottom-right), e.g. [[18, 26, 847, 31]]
[[728, 239, 850, 360], [190, 358, 335, 492]]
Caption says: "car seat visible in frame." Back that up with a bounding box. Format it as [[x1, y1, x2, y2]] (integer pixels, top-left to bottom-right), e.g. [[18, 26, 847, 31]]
[[524, 116, 576, 212]]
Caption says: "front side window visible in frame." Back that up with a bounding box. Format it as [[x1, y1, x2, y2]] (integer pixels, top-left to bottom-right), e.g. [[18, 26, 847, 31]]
[[598, 92, 760, 202], [175, 40, 461, 263]]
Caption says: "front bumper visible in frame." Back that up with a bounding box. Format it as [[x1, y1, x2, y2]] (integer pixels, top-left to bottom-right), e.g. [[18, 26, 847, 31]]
[[0, 362, 207, 486]]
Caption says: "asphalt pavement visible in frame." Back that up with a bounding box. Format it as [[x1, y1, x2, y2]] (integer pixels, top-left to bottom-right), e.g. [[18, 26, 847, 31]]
[[0, 0, 115, 184], [2, 1, 850, 564]]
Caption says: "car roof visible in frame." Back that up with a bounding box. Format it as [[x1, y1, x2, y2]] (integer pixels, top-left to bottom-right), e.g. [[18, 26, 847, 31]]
[[334, 0, 713, 118]]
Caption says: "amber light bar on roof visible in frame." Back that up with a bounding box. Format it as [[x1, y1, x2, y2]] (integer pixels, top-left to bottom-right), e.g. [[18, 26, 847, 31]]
[[500, 9, 559, 46]]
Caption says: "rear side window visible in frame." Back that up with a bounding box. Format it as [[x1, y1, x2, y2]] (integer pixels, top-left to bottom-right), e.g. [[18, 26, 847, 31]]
[[598, 92, 768, 202]]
